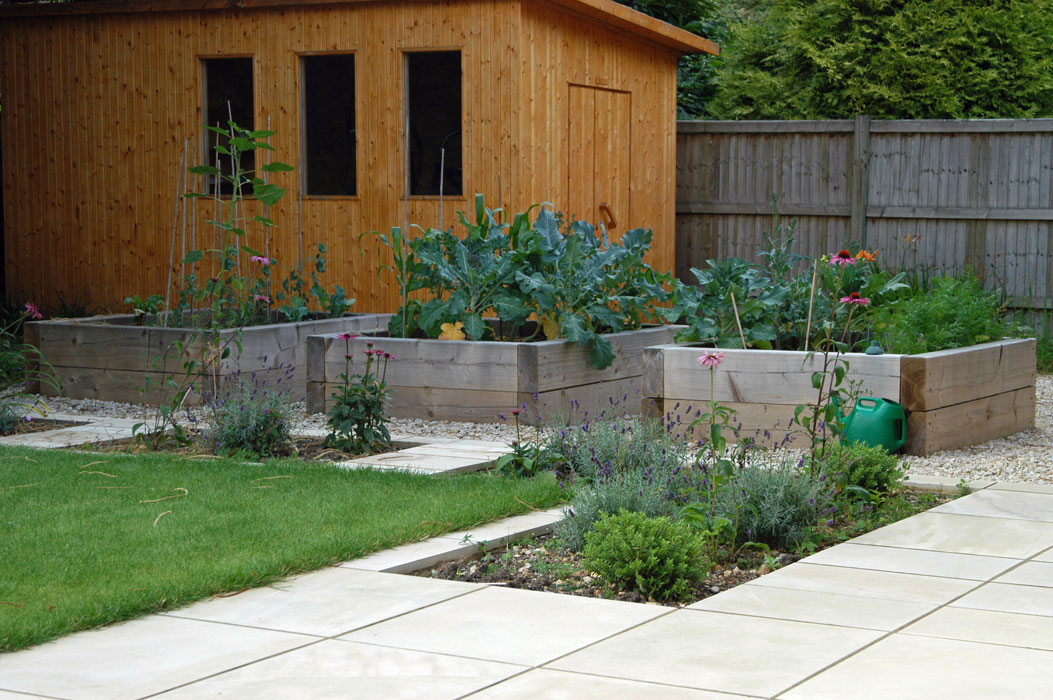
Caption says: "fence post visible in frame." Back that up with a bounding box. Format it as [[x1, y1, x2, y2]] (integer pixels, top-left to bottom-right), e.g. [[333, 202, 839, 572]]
[[850, 115, 872, 247]]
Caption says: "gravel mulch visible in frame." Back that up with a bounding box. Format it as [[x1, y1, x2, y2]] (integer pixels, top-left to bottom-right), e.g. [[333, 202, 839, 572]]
[[26, 374, 1053, 484]]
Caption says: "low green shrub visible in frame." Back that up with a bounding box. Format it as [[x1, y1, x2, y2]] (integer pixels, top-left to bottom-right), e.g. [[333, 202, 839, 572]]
[[582, 510, 710, 602], [206, 369, 297, 458], [820, 440, 906, 495], [876, 271, 1008, 354], [714, 458, 830, 549]]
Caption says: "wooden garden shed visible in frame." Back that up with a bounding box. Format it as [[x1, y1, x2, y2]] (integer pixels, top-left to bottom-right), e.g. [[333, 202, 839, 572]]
[[0, 0, 716, 313]]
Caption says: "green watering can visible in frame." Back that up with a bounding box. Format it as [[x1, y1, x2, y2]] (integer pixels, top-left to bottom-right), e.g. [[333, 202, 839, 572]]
[[842, 397, 906, 453]]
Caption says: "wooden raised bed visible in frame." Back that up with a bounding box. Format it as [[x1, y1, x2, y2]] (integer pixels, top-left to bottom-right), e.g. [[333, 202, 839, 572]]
[[306, 325, 681, 423], [642, 338, 1036, 456], [26, 313, 391, 405]]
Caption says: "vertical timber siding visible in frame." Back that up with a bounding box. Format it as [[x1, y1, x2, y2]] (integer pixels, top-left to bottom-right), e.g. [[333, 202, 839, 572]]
[[676, 119, 1053, 306], [1, 0, 682, 311]]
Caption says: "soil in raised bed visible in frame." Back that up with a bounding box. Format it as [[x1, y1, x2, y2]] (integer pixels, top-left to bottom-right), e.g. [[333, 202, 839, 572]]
[[416, 489, 952, 607]]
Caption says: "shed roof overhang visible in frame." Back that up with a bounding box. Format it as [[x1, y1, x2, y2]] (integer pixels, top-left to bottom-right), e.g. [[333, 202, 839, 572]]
[[0, 0, 719, 55]]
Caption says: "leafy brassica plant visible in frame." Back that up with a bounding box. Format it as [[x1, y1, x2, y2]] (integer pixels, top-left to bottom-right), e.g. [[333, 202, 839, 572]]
[[377, 195, 672, 369]]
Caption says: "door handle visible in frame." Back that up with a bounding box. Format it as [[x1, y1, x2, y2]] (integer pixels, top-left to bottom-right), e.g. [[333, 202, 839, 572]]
[[599, 202, 617, 230]]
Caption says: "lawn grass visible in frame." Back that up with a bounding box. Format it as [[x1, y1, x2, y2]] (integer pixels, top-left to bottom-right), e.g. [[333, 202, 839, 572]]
[[0, 446, 567, 652]]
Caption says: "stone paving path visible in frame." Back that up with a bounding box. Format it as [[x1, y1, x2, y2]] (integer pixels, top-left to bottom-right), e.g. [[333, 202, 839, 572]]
[[2, 417, 1053, 698]]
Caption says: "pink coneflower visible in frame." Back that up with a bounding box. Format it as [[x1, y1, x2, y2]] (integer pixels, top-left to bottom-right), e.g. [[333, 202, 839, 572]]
[[23, 302, 42, 320], [338, 332, 358, 341], [250, 255, 271, 266], [511, 408, 522, 416], [830, 250, 857, 267], [839, 292, 870, 306], [697, 351, 725, 368], [253, 294, 270, 304]]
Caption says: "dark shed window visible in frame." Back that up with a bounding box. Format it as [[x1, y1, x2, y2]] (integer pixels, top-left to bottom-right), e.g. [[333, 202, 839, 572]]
[[302, 54, 357, 196], [406, 51, 462, 196], [202, 57, 254, 194]]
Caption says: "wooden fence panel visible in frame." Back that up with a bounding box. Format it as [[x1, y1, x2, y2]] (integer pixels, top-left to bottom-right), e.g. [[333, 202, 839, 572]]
[[676, 118, 1053, 306]]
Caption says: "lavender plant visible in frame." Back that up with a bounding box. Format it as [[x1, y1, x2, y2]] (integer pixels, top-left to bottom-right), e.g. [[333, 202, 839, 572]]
[[206, 366, 298, 458]]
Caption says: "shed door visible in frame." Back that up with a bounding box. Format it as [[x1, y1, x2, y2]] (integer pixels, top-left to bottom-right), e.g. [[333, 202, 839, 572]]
[[568, 85, 631, 232]]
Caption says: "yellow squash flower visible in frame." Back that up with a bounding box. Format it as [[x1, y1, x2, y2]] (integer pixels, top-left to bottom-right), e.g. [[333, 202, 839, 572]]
[[439, 321, 466, 340]]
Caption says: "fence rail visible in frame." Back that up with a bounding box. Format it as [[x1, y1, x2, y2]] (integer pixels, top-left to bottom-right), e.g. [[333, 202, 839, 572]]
[[675, 117, 1053, 306]]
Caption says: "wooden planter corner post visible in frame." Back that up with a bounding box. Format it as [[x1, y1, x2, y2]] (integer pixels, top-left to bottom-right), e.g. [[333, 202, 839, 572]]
[[642, 339, 1036, 456], [900, 339, 1036, 455], [307, 326, 681, 423]]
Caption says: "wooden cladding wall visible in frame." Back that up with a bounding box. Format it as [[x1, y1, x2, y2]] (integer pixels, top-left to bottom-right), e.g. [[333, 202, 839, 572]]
[[676, 118, 1053, 306], [1, 0, 680, 312]]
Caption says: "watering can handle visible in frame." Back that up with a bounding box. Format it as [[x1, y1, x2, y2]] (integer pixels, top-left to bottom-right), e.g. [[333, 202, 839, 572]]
[[857, 397, 878, 408]]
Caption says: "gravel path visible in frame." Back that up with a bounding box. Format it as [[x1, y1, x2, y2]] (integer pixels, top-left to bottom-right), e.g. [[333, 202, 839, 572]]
[[31, 376, 1053, 484]]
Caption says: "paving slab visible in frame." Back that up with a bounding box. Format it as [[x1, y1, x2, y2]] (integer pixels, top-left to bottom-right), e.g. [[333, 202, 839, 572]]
[[930, 488, 1053, 522], [988, 481, 1053, 494], [150, 639, 526, 700], [342, 508, 563, 574], [778, 634, 1053, 700], [548, 609, 882, 698], [951, 581, 1053, 617], [849, 511, 1053, 558], [903, 473, 995, 493], [442, 508, 564, 548], [902, 606, 1053, 651], [800, 542, 1017, 580], [398, 445, 511, 460], [340, 452, 495, 474], [994, 560, 1053, 587], [468, 668, 754, 699], [688, 583, 935, 630], [745, 562, 978, 604], [0, 420, 140, 448], [339, 585, 668, 667], [0, 615, 315, 700], [164, 567, 482, 636], [340, 535, 472, 573]]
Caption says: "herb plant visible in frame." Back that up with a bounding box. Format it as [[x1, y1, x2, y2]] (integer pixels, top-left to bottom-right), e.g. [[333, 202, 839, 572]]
[[874, 270, 1008, 354], [582, 510, 710, 602], [206, 367, 298, 458]]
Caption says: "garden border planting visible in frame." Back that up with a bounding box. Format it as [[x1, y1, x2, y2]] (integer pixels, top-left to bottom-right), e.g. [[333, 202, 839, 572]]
[[27, 313, 391, 405], [306, 325, 681, 423], [642, 338, 1036, 455]]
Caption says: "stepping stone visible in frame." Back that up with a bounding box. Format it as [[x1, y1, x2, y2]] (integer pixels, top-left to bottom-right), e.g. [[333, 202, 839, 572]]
[[340, 439, 512, 475]]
